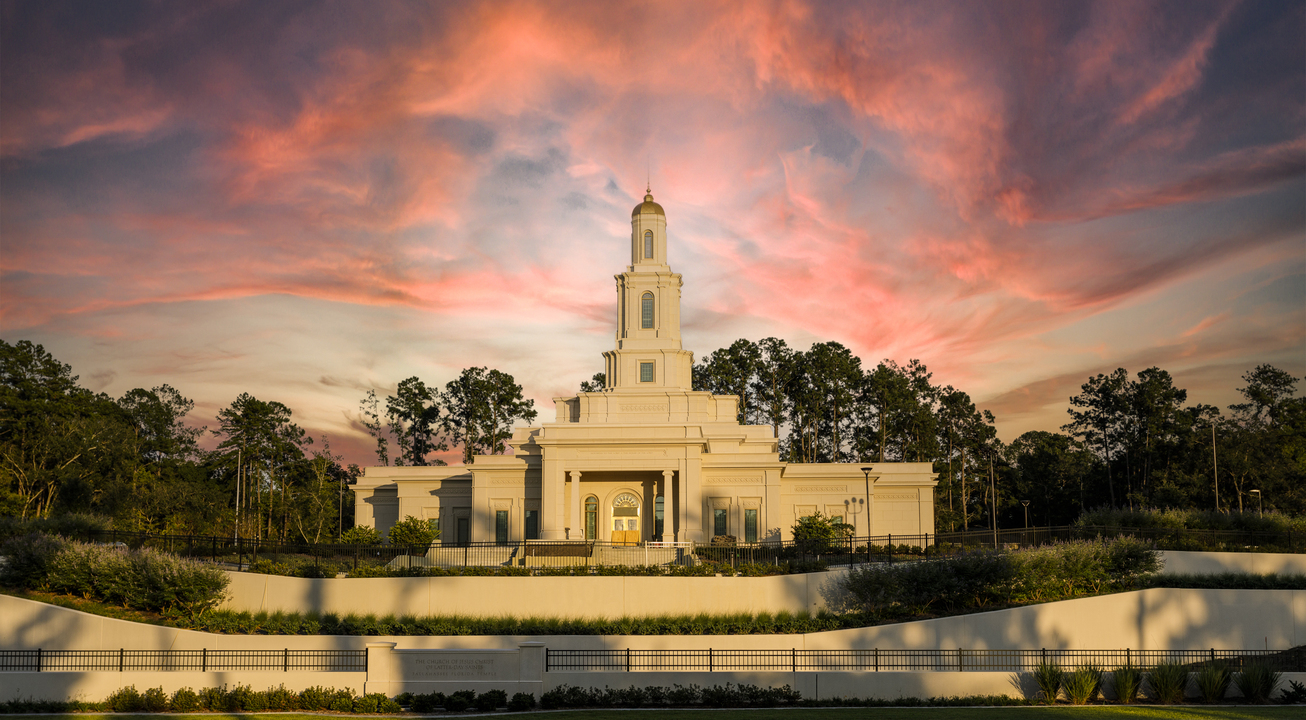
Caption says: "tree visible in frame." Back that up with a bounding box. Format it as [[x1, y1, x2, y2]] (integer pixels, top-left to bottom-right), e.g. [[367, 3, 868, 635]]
[[1063, 369, 1128, 508], [442, 367, 537, 463], [579, 373, 606, 392], [388, 515, 437, 546], [694, 339, 762, 425], [212, 393, 307, 540], [791, 511, 849, 556], [0, 340, 120, 519], [751, 337, 794, 439], [359, 389, 389, 466], [386, 377, 446, 466]]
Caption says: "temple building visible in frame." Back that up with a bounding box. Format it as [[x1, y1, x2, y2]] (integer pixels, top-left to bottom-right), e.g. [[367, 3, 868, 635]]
[[354, 191, 937, 545]]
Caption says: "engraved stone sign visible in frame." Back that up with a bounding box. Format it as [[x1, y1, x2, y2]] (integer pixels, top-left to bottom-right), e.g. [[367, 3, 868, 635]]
[[399, 651, 516, 682]]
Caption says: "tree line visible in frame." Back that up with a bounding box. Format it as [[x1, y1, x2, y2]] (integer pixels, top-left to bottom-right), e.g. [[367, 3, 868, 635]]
[[358, 369, 537, 467], [666, 337, 1302, 529], [3, 335, 1301, 538]]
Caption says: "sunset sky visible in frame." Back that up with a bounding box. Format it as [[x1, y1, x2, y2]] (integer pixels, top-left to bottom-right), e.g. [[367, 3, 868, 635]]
[[2, 0, 1303, 466]]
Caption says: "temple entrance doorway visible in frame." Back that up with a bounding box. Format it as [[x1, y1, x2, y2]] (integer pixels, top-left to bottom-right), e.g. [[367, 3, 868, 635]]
[[611, 492, 641, 545]]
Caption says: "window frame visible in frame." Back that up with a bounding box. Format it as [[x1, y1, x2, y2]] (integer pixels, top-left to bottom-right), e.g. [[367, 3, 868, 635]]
[[713, 508, 728, 537], [643, 230, 654, 259], [744, 508, 758, 543], [584, 495, 598, 540], [495, 510, 509, 545], [641, 292, 654, 329], [639, 361, 655, 383]]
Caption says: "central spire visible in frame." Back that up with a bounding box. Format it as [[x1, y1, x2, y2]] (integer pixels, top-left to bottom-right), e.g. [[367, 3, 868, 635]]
[[602, 189, 693, 391]]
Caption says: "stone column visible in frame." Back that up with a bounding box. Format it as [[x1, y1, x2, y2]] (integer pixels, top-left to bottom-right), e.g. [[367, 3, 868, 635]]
[[541, 457, 564, 540], [661, 470, 675, 541], [569, 471, 582, 540], [363, 641, 396, 696], [518, 641, 545, 697]]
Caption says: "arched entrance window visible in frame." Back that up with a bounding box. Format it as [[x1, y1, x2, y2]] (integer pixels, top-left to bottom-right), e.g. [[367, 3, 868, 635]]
[[644, 230, 654, 259], [612, 493, 641, 546], [584, 496, 598, 540]]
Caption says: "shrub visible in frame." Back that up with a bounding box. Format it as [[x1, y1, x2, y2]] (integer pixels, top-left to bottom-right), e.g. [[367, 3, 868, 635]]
[[353, 692, 397, 713], [264, 685, 299, 711], [507, 692, 535, 711], [140, 686, 169, 712], [328, 690, 355, 712], [1234, 662, 1281, 704], [196, 686, 224, 710], [1279, 679, 1306, 704], [0, 533, 69, 588], [341, 525, 382, 544], [3, 533, 228, 619], [1196, 662, 1231, 703], [104, 686, 143, 712], [1111, 664, 1142, 703], [791, 513, 848, 556], [410, 691, 446, 712], [1063, 665, 1102, 704], [444, 691, 472, 712], [298, 686, 332, 710], [387, 516, 436, 547], [1032, 661, 1063, 704], [170, 687, 200, 712], [1149, 662, 1188, 704], [476, 688, 508, 711]]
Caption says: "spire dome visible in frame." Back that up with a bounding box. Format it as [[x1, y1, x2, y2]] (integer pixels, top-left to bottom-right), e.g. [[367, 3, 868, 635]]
[[632, 190, 664, 218]]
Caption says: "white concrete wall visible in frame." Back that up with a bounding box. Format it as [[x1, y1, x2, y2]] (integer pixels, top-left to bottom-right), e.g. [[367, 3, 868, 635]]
[[1160, 550, 1306, 575], [221, 568, 848, 618], [5, 588, 1301, 652], [0, 672, 367, 703]]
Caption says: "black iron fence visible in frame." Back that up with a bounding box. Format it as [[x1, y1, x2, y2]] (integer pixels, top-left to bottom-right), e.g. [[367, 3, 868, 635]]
[[34, 522, 1301, 576], [545, 647, 1306, 673], [0, 649, 366, 673]]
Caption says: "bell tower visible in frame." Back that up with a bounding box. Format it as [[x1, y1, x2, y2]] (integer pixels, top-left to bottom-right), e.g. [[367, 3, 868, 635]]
[[602, 188, 695, 391]]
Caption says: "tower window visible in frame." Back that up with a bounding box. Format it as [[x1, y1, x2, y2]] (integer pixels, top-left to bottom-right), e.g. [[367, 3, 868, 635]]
[[641, 292, 654, 329], [644, 230, 654, 259], [640, 362, 654, 382]]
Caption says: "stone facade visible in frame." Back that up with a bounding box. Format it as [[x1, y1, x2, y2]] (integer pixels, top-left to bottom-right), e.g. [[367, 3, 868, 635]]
[[354, 192, 937, 544]]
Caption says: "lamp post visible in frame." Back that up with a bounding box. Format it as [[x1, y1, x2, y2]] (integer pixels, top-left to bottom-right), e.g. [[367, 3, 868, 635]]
[[1021, 500, 1030, 547], [861, 467, 875, 563], [1250, 489, 1262, 517]]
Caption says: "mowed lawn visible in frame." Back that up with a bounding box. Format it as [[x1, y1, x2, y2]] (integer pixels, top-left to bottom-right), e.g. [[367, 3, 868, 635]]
[[15, 708, 1300, 719]]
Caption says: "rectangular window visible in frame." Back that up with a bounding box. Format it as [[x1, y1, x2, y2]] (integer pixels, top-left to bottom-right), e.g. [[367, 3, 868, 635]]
[[640, 362, 654, 382], [525, 510, 539, 540], [713, 508, 728, 537], [495, 510, 509, 545], [744, 509, 757, 543], [456, 517, 470, 546], [655, 496, 664, 539]]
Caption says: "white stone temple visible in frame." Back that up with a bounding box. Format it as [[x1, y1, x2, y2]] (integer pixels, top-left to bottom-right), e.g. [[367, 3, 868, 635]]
[[354, 191, 937, 545]]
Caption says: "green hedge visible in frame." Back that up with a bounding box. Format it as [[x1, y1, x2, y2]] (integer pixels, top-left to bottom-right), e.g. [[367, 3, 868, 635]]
[[0, 514, 110, 543], [842, 538, 1160, 615], [246, 557, 828, 578], [1077, 507, 1306, 534], [0, 533, 227, 618]]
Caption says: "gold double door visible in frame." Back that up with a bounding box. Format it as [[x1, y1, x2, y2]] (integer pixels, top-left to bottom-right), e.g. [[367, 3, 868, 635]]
[[612, 517, 641, 546]]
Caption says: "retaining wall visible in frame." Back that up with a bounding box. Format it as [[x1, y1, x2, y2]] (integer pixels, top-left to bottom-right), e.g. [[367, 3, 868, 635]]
[[1160, 550, 1306, 576], [220, 568, 846, 618], [5, 588, 1302, 652]]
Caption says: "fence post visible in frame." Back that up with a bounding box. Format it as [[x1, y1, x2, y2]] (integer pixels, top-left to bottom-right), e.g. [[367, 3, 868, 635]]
[[792, 648, 796, 673], [874, 648, 879, 672], [709, 648, 713, 672], [36, 648, 42, 673], [958, 648, 963, 672], [119, 648, 124, 672], [202, 648, 207, 672], [888, 534, 892, 564], [626, 648, 631, 672], [1126, 648, 1130, 667]]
